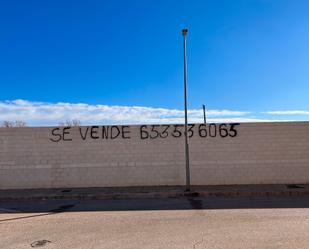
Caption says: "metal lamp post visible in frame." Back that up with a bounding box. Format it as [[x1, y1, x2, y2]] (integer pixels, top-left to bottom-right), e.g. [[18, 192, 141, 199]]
[[182, 28, 191, 192]]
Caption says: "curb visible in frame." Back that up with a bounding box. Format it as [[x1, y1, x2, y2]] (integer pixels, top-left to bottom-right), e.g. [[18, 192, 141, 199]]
[[1, 185, 309, 201]]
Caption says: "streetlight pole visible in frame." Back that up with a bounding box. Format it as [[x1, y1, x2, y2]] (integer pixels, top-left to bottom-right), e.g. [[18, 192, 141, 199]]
[[182, 28, 191, 192]]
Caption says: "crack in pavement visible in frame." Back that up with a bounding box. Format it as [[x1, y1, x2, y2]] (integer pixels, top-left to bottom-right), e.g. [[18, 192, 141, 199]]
[[193, 235, 205, 249], [0, 208, 21, 213], [0, 204, 76, 223]]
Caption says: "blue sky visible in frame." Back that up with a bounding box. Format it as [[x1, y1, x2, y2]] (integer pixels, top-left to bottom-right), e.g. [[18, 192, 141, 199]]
[[1, 0, 309, 125]]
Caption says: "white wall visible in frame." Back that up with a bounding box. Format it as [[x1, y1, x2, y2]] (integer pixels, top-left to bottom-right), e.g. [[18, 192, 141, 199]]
[[0, 122, 308, 189]]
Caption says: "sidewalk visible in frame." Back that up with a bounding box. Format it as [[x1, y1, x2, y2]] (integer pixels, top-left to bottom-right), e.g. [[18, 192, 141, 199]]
[[1, 184, 309, 201]]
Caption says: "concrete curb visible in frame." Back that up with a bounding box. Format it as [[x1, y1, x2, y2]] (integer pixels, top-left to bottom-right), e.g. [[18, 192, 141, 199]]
[[1, 184, 309, 201]]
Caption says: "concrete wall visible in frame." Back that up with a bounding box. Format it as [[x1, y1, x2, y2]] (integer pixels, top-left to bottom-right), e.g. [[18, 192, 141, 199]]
[[0, 122, 308, 189]]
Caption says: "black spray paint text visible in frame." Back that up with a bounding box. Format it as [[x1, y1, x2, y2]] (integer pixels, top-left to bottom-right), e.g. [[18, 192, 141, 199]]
[[49, 123, 240, 142], [140, 123, 240, 139], [50, 125, 131, 142]]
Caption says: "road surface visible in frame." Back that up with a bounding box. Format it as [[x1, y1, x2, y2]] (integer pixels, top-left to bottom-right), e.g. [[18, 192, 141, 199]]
[[1, 197, 309, 249]]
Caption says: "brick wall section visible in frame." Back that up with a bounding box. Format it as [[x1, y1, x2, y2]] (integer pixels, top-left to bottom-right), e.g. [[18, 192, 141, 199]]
[[0, 122, 308, 189]]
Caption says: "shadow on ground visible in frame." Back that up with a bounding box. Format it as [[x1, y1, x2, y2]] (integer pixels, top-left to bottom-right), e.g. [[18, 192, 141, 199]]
[[1, 196, 309, 221]]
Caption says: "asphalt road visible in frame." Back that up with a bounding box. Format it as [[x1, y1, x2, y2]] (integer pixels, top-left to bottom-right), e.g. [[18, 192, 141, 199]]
[[1, 197, 309, 249]]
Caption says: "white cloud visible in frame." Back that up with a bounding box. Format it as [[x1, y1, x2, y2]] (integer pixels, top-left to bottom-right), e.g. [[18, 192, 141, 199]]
[[2, 99, 306, 126], [0, 99, 256, 126], [264, 110, 309, 115]]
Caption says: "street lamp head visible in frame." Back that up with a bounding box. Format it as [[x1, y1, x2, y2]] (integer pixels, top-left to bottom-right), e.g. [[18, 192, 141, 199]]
[[182, 28, 188, 36]]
